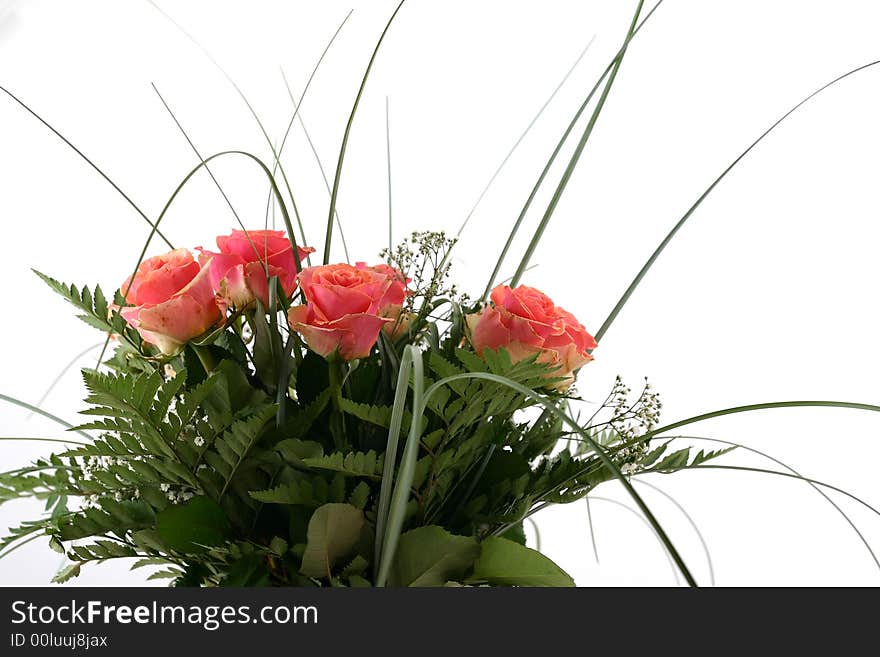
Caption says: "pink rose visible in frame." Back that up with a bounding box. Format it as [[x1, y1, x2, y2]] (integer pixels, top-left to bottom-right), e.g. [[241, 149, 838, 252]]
[[354, 262, 408, 313], [198, 229, 314, 310], [288, 263, 406, 361], [119, 249, 222, 355], [465, 285, 597, 390]]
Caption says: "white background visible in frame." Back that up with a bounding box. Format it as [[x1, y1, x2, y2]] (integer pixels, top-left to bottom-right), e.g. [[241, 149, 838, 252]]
[[1, 0, 879, 586]]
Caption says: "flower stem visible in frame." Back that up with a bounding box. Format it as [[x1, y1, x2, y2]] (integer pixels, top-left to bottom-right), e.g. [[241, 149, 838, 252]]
[[327, 355, 348, 451]]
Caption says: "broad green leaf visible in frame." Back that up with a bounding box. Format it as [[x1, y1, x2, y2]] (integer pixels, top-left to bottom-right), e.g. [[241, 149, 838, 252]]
[[389, 526, 480, 587], [299, 503, 365, 579], [470, 536, 574, 587]]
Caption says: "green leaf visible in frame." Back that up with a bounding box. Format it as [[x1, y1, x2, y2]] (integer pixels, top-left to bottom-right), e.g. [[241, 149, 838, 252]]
[[52, 562, 82, 584], [299, 503, 365, 579], [296, 350, 329, 405], [500, 522, 527, 546], [470, 536, 574, 587], [389, 526, 480, 587], [269, 536, 289, 556], [348, 481, 371, 510], [222, 554, 269, 587], [274, 438, 324, 466], [251, 301, 283, 394], [303, 451, 383, 478], [250, 479, 319, 507], [156, 496, 231, 553]]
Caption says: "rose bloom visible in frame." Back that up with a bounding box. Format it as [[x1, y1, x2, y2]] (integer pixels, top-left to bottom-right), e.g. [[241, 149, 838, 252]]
[[198, 229, 314, 310], [288, 262, 407, 361], [466, 285, 597, 391], [119, 249, 222, 355]]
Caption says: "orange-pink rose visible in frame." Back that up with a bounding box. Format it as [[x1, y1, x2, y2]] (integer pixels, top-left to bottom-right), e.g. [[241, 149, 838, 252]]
[[288, 263, 407, 361], [119, 249, 222, 355], [466, 285, 597, 390], [198, 229, 314, 310]]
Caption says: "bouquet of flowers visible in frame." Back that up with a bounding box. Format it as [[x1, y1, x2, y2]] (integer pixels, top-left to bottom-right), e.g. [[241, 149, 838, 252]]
[[2, 1, 877, 587]]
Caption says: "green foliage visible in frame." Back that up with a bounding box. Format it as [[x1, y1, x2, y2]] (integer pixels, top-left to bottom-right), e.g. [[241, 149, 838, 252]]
[[3, 270, 739, 588], [389, 526, 479, 587], [299, 503, 366, 579], [34, 271, 142, 349], [470, 537, 574, 587], [156, 496, 231, 553], [303, 451, 383, 479]]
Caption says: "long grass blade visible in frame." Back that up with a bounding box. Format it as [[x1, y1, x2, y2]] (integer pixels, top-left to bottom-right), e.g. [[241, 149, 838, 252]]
[[0, 436, 90, 446], [145, 0, 311, 248], [456, 35, 597, 238], [0, 393, 91, 440], [0, 534, 44, 561], [376, 345, 423, 587], [26, 342, 102, 419], [279, 69, 351, 262], [96, 148, 302, 366], [661, 434, 880, 572], [0, 85, 173, 248], [648, 401, 880, 438], [526, 517, 542, 552], [585, 495, 600, 563], [666, 465, 880, 523], [386, 95, 393, 255], [150, 83, 263, 263], [595, 59, 880, 343], [324, 0, 408, 264], [373, 344, 415, 577], [633, 478, 715, 585], [508, 0, 646, 288], [589, 494, 681, 584], [482, 2, 666, 299]]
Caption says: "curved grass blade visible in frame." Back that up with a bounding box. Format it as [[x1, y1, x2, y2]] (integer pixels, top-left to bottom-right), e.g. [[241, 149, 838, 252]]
[[324, 0, 408, 264], [508, 0, 646, 288], [259, 10, 354, 259], [483, 2, 666, 299], [664, 464, 880, 525], [373, 345, 415, 577], [0, 436, 90, 446], [419, 370, 698, 586], [660, 434, 880, 572], [0, 393, 91, 440], [595, 59, 880, 343], [279, 69, 350, 262], [648, 401, 880, 438], [386, 95, 393, 254], [633, 478, 715, 585], [27, 342, 102, 419], [375, 345, 423, 587], [589, 494, 681, 584], [145, 0, 311, 248], [0, 85, 174, 248], [97, 148, 303, 365], [526, 517, 542, 552], [0, 534, 44, 561], [456, 34, 597, 238], [585, 495, 600, 563], [151, 83, 263, 263]]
